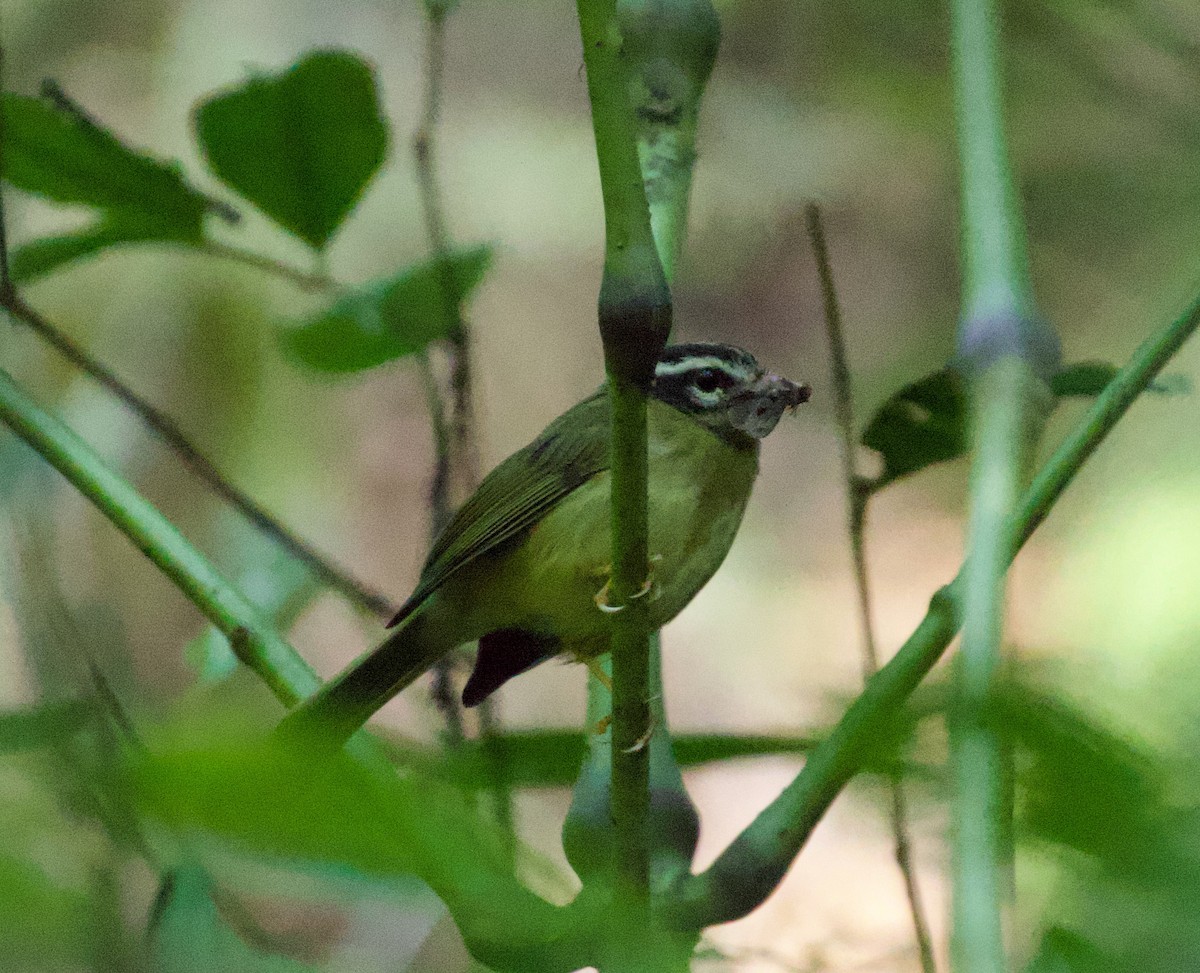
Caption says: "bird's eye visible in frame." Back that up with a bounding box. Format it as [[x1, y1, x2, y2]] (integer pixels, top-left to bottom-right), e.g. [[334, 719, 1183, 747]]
[[694, 368, 723, 394]]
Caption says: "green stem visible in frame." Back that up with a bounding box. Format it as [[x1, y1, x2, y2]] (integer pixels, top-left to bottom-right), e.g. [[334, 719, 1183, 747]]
[[607, 378, 653, 911], [0, 366, 319, 706], [952, 0, 1033, 325], [663, 286, 1200, 930], [576, 0, 671, 921], [950, 1, 1058, 969]]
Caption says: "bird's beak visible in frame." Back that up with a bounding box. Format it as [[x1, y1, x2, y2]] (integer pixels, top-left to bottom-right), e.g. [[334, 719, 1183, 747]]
[[728, 372, 812, 438]]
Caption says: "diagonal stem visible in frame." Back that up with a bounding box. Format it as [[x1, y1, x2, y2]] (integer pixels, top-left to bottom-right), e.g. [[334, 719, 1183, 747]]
[[664, 285, 1200, 930]]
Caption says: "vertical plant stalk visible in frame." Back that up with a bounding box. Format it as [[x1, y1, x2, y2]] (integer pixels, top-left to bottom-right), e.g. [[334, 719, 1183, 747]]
[[805, 204, 938, 973], [412, 0, 468, 746], [949, 1, 1059, 971], [566, 0, 718, 908], [575, 0, 672, 926], [0, 44, 12, 298]]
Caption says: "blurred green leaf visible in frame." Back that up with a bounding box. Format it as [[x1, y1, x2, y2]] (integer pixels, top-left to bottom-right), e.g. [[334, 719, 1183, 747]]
[[861, 368, 968, 490], [194, 50, 388, 250], [279, 245, 493, 372], [1000, 682, 1165, 870], [1024, 927, 1116, 973], [0, 853, 90, 969], [133, 737, 514, 885], [1051, 360, 1191, 398], [9, 212, 204, 283], [862, 359, 1190, 492], [2, 91, 213, 225], [0, 698, 92, 754], [151, 867, 318, 973], [384, 729, 907, 790]]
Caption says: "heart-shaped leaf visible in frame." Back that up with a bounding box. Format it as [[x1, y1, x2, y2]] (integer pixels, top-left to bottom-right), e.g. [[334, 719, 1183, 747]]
[[194, 51, 388, 250], [280, 245, 493, 373]]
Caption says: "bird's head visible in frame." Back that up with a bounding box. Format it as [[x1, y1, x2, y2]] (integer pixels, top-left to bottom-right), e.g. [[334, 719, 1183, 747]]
[[650, 343, 811, 445]]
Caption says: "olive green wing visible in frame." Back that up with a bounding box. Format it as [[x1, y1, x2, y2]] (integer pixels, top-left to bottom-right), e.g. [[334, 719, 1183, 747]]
[[388, 389, 611, 627]]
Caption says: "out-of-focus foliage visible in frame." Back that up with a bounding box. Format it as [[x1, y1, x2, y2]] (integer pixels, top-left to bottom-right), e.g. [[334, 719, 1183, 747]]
[[0, 851, 92, 970], [1050, 361, 1190, 398], [194, 51, 389, 252], [280, 245, 494, 373], [150, 867, 319, 973], [860, 368, 968, 490], [859, 361, 1188, 491], [0, 698, 92, 754]]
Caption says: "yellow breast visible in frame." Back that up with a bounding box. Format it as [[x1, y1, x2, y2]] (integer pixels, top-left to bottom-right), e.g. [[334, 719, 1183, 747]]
[[462, 399, 760, 648]]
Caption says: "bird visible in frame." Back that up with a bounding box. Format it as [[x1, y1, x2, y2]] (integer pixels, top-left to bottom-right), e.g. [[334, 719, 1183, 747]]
[[283, 342, 809, 742]]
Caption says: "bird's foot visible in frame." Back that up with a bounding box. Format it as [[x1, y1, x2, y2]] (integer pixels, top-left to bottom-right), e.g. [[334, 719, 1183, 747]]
[[593, 555, 662, 614]]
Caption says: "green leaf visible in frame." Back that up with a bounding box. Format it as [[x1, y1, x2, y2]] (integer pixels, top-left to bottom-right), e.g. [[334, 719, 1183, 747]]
[[9, 212, 203, 283], [194, 50, 389, 250], [0, 698, 91, 754], [1052, 361, 1190, 398], [151, 868, 318, 973], [863, 360, 1192, 493], [861, 367, 968, 490], [0, 853, 91, 969], [2, 91, 214, 230], [384, 729, 897, 790], [1024, 927, 1117, 973], [279, 245, 493, 372], [134, 737, 514, 884]]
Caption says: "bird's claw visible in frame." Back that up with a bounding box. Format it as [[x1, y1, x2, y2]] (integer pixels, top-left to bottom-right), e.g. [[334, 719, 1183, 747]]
[[593, 557, 661, 614], [622, 715, 657, 753]]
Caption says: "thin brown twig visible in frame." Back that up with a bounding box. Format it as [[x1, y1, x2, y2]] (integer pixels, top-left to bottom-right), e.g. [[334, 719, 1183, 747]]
[[806, 203, 938, 973], [412, 3, 470, 746], [196, 239, 336, 292]]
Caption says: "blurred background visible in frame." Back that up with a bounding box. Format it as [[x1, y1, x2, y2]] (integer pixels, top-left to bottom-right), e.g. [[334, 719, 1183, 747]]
[[2, 0, 1200, 970]]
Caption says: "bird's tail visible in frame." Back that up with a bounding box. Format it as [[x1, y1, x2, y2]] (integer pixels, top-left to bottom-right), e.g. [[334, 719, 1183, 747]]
[[276, 612, 439, 748]]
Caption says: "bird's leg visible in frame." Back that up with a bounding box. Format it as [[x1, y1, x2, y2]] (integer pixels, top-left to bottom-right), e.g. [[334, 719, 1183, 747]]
[[582, 655, 612, 691], [592, 554, 662, 613], [573, 653, 613, 735]]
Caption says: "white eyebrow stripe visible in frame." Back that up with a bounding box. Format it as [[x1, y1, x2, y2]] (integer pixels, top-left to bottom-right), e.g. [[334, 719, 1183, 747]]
[[654, 356, 748, 378]]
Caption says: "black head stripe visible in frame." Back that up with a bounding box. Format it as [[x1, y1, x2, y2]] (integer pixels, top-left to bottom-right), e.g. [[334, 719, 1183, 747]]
[[651, 343, 760, 413]]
